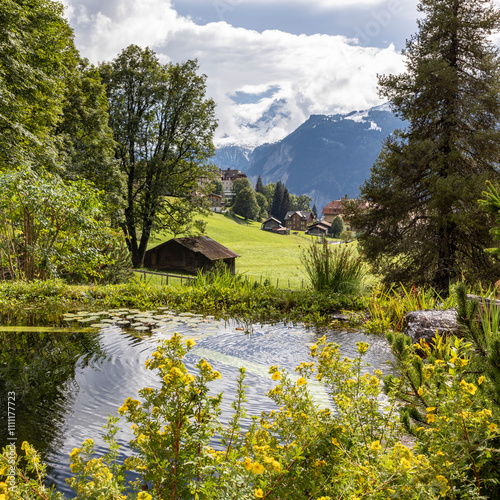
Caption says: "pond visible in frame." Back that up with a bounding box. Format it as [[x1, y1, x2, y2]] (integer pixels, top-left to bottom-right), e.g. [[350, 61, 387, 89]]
[[0, 309, 396, 498]]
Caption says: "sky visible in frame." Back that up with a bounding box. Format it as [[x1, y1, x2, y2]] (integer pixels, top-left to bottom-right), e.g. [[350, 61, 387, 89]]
[[61, 0, 420, 147]]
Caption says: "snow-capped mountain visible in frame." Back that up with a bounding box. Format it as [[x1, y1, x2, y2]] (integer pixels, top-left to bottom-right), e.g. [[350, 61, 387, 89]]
[[214, 103, 405, 211]]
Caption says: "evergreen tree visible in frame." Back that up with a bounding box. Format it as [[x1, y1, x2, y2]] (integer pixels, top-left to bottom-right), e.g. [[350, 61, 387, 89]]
[[281, 186, 291, 223], [312, 204, 318, 219], [271, 181, 285, 222], [255, 175, 266, 196], [345, 0, 500, 291]]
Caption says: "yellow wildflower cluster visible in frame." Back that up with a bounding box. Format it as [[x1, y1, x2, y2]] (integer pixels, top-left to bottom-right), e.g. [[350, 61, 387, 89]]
[[118, 397, 141, 415], [459, 380, 477, 395], [356, 342, 369, 355]]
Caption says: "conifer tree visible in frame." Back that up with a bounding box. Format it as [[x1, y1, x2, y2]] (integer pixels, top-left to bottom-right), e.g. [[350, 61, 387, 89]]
[[271, 181, 285, 222], [345, 0, 500, 291], [255, 175, 266, 196]]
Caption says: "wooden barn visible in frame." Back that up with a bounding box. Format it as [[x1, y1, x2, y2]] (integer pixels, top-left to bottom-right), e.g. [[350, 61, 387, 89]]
[[306, 220, 331, 236], [261, 217, 284, 232], [144, 236, 240, 275]]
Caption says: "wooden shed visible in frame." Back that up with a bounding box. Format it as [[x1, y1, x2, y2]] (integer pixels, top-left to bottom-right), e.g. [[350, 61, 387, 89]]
[[144, 236, 240, 275]]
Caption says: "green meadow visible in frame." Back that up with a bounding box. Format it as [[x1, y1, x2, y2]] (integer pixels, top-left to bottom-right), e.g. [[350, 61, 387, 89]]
[[147, 212, 328, 289]]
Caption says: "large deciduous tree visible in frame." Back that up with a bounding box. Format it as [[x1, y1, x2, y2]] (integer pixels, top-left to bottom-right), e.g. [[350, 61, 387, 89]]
[[232, 187, 260, 220], [57, 59, 123, 213], [0, 0, 77, 171], [345, 0, 500, 291], [101, 45, 218, 267]]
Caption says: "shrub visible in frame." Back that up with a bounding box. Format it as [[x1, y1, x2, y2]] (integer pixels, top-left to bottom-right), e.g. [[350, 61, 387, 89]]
[[3, 332, 498, 499], [302, 241, 366, 294]]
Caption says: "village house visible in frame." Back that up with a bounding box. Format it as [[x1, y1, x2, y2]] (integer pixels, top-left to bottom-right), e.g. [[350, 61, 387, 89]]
[[322, 200, 344, 223], [144, 236, 239, 275], [220, 168, 248, 204], [261, 217, 287, 234], [306, 220, 331, 237], [207, 193, 224, 212], [284, 211, 314, 231]]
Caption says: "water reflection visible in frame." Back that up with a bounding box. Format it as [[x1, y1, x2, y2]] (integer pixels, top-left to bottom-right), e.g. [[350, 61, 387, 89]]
[[0, 321, 395, 498]]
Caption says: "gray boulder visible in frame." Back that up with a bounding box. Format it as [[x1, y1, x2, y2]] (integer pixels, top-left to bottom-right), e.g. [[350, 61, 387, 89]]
[[403, 309, 461, 344]]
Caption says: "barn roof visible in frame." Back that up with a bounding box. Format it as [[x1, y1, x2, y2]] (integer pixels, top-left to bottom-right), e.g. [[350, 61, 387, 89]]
[[150, 236, 239, 261]]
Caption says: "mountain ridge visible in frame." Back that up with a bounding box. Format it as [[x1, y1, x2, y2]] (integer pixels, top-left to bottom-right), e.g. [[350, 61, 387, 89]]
[[214, 104, 405, 211]]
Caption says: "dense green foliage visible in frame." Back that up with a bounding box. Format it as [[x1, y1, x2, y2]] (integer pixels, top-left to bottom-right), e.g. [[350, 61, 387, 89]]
[[329, 215, 344, 238], [0, 278, 363, 327], [0, 0, 76, 171], [345, 0, 500, 291], [100, 45, 218, 267], [232, 187, 260, 220], [0, 168, 129, 283]]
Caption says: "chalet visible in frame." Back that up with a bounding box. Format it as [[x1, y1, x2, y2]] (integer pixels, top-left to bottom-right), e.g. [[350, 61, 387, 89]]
[[207, 193, 224, 212], [144, 236, 239, 275], [323, 199, 370, 221], [261, 217, 284, 232], [284, 211, 314, 231], [322, 200, 344, 223], [306, 220, 331, 237]]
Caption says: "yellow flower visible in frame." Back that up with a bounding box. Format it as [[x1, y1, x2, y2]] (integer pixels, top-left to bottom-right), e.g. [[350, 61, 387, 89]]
[[185, 374, 195, 384], [417, 387, 424, 396], [137, 493, 153, 500], [370, 440, 382, 452], [272, 460, 281, 472], [427, 413, 436, 423], [137, 434, 147, 445], [478, 376, 485, 385], [252, 462, 265, 474], [369, 375, 379, 386], [459, 380, 477, 395], [488, 422, 498, 432], [426, 407, 436, 412], [356, 342, 369, 354], [400, 458, 411, 469], [213, 371, 221, 380], [185, 339, 196, 348], [435, 475, 450, 495], [272, 371, 281, 381], [297, 377, 307, 387], [255, 488, 264, 498]]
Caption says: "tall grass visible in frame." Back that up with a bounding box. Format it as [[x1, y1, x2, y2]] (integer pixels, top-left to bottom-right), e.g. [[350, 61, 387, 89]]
[[364, 283, 456, 334], [302, 242, 366, 294]]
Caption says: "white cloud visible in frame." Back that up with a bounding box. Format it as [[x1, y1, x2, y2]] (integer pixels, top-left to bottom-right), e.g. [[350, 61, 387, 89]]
[[197, 0, 393, 11], [63, 0, 405, 147]]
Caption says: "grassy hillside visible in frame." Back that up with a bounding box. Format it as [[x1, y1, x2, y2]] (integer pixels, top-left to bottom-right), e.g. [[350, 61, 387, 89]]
[[148, 212, 322, 289]]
